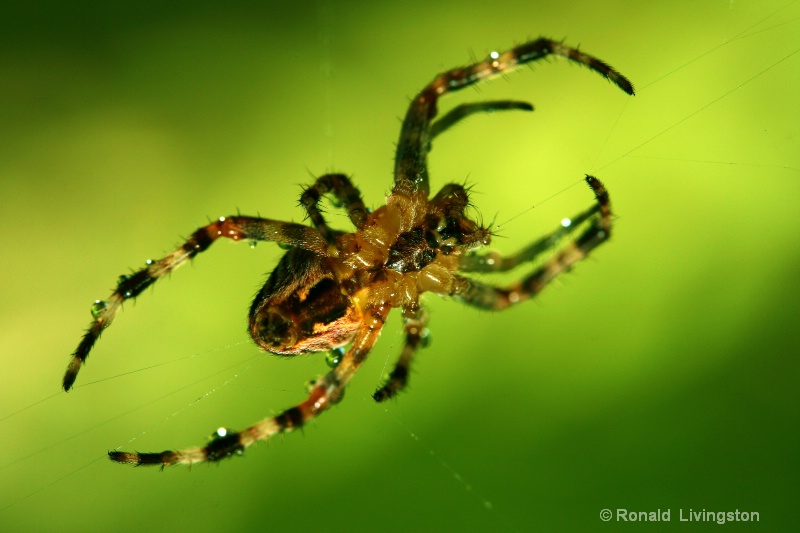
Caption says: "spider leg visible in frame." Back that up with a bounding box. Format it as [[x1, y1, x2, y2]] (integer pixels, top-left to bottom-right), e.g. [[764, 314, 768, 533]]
[[63, 217, 328, 391], [394, 37, 634, 195], [459, 186, 604, 273], [109, 302, 392, 466], [372, 305, 428, 402], [454, 175, 611, 310], [430, 100, 533, 140], [300, 173, 369, 243]]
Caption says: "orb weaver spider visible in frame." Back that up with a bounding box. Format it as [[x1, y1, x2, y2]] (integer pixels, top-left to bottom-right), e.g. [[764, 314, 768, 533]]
[[63, 37, 633, 466]]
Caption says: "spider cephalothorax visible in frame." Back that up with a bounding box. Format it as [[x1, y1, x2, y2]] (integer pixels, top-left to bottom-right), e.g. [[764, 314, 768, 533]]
[[64, 37, 633, 466]]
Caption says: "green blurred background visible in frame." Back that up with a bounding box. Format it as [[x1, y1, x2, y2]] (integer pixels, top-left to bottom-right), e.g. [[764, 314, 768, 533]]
[[1, 1, 798, 531]]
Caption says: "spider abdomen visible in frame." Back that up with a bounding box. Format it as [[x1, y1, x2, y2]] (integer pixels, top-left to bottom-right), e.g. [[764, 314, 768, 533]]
[[249, 247, 360, 355]]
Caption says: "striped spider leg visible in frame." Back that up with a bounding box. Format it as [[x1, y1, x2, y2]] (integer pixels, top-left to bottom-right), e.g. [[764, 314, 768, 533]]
[[455, 175, 612, 310], [63, 36, 632, 466]]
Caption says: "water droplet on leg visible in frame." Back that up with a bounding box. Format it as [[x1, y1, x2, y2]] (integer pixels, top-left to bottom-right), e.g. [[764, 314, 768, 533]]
[[326, 347, 345, 367], [90, 300, 107, 318]]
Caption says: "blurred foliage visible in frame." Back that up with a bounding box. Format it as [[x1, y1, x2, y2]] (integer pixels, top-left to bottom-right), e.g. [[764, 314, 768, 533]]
[[1, 1, 798, 531]]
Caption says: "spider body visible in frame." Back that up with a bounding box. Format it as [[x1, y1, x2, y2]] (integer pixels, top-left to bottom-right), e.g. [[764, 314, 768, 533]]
[[63, 37, 633, 466], [249, 246, 358, 355]]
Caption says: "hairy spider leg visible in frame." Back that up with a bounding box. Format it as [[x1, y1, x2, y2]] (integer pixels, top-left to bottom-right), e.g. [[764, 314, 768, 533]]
[[458, 185, 605, 273], [62, 217, 328, 391], [109, 302, 391, 466], [372, 305, 428, 401], [371, 167, 601, 402], [452, 176, 612, 310], [300, 173, 369, 243], [429, 100, 533, 140], [393, 37, 635, 196]]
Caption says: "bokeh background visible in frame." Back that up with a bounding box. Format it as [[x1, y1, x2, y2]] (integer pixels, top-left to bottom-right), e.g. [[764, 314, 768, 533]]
[[1, 1, 798, 531]]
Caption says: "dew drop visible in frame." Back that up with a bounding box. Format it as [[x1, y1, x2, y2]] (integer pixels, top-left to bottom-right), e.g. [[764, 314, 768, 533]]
[[249, 240, 257, 249], [330, 387, 345, 405], [326, 347, 344, 368], [117, 274, 131, 286], [420, 329, 431, 348], [145, 259, 154, 266], [90, 300, 107, 319], [304, 378, 318, 394]]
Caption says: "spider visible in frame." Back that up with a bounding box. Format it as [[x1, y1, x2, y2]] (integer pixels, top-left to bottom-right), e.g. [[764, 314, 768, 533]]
[[63, 37, 633, 466]]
